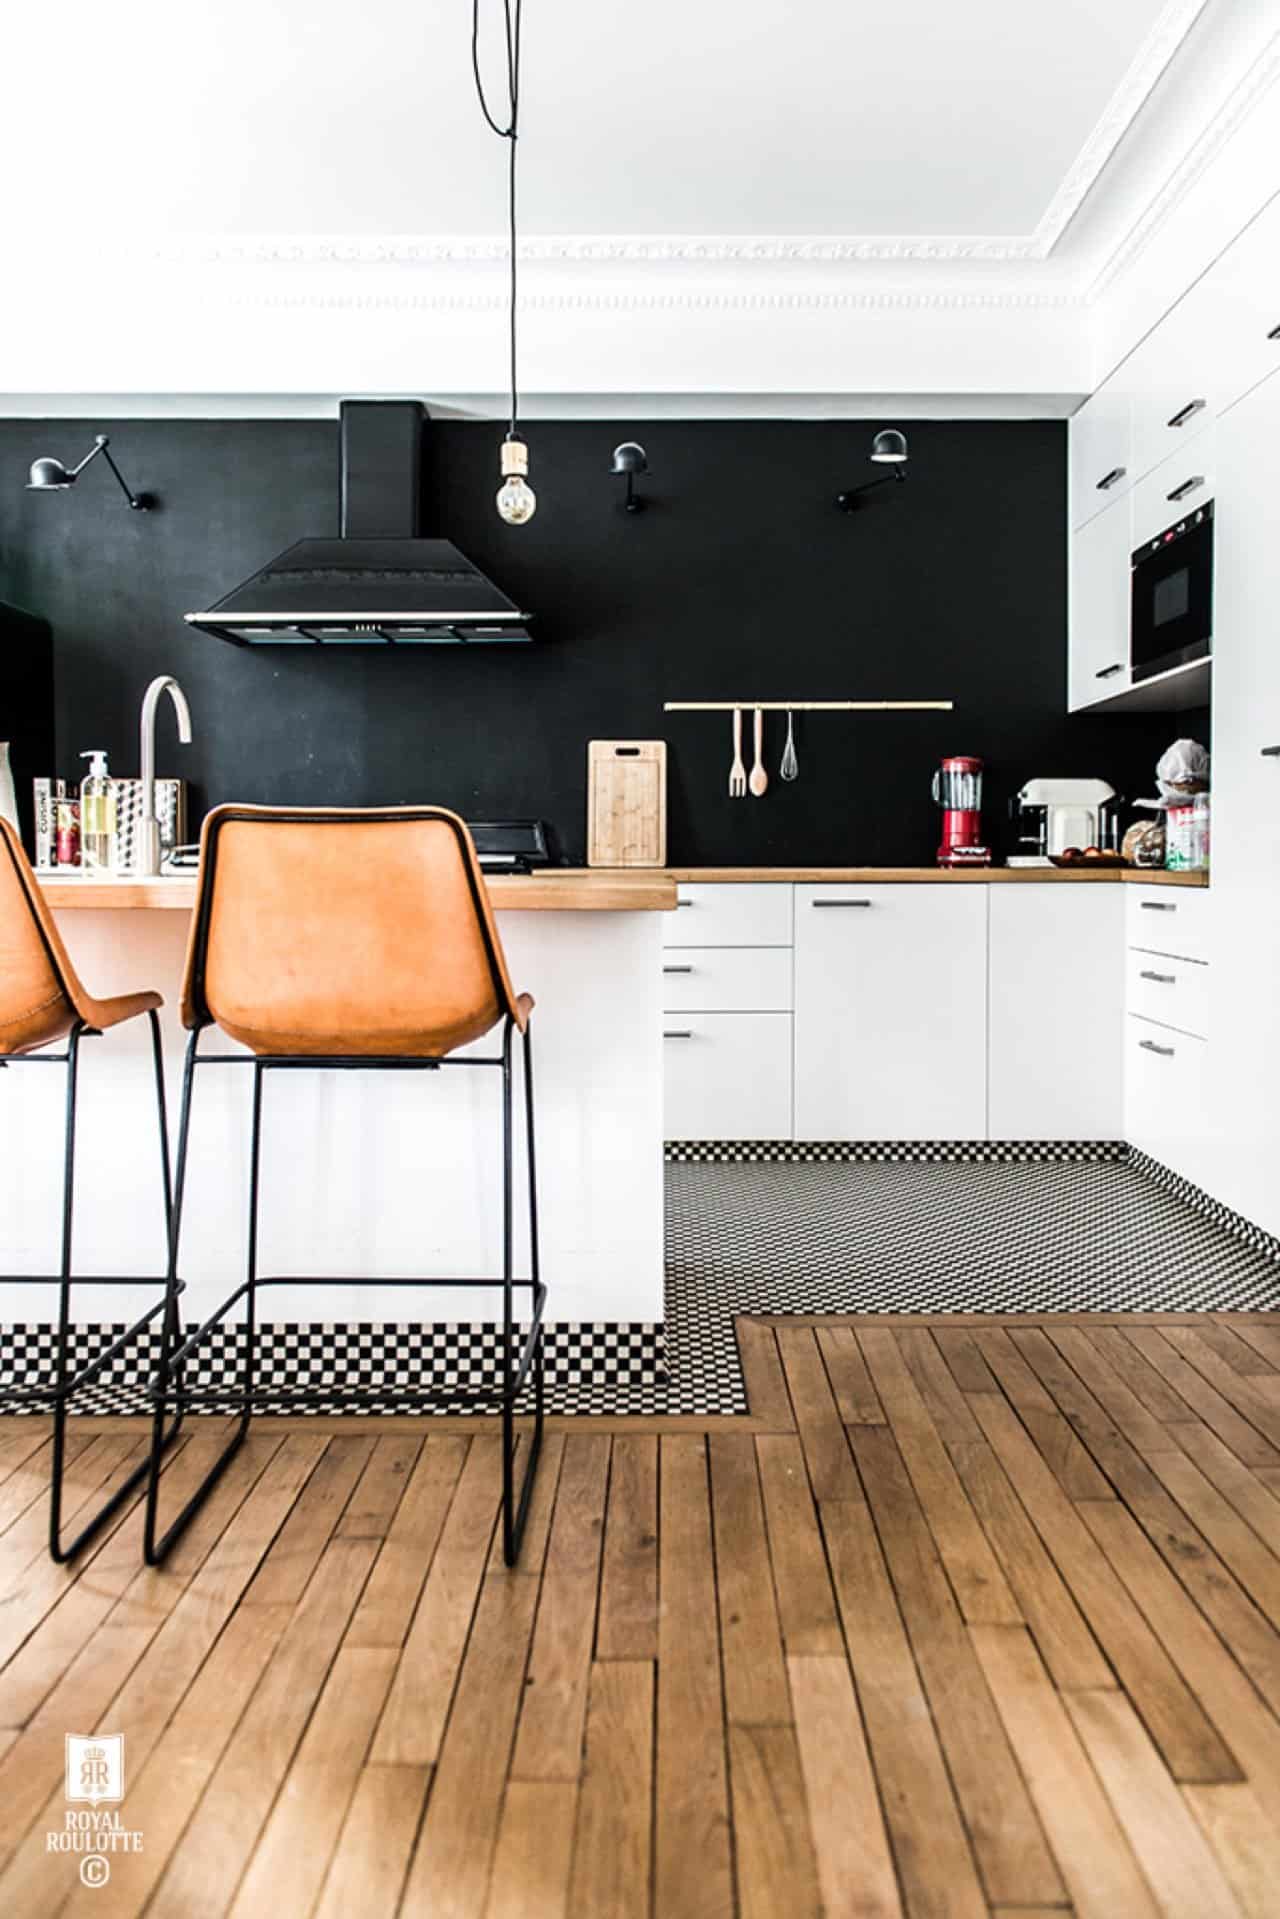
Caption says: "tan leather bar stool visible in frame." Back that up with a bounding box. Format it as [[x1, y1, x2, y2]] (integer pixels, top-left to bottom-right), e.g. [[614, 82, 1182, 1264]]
[[144, 804, 545, 1566], [0, 819, 180, 1561]]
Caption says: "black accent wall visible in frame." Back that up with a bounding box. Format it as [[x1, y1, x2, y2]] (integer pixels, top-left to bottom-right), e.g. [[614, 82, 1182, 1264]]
[[0, 416, 1205, 865]]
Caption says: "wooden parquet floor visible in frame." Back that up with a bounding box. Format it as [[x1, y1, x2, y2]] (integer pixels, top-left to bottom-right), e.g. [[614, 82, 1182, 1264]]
[[5, 1313, 1280, 1916]]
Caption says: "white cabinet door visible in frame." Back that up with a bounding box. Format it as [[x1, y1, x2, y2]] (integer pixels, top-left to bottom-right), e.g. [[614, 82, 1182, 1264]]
[[988, 887, 1124, 1140], [794, 886, 988, 1141], [1070, 383, 1132, 530], [1126, 288, 1220, 483], [1125, 1021, 1210, 1189], [1201, 192, 1280, 417], [1200, 366, 1280, 1232], [1068, 498, 1132, 710], [663, 1013, 792, 1141], [1129, 431, 1215, 549]]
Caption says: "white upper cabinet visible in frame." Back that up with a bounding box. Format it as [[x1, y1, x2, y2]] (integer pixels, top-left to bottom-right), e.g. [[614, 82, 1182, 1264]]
[[1129, 427, 1215, 550], [1199, 193, 1280, 419], [793, 885, 988, 1141], [1125, 287, 1222, 484], [1068, 497, 1131, 711], [1070, 383, 1132, 530]]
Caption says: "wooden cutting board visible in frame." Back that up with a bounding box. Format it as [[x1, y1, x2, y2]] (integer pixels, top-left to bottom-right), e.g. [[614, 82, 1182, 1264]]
[[587, 740, 667, 867]]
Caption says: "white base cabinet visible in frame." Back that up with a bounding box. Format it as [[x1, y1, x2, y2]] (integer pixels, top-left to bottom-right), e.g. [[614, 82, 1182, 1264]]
[[793, 885, 988, 1140], [663, 1013, 792, 1142], [988, 888, 1124, 1139]]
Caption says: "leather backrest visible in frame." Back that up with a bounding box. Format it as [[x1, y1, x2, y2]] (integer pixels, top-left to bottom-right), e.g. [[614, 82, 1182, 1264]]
[[182, 806, 522, 1057], [0, 819, 76, 1053]]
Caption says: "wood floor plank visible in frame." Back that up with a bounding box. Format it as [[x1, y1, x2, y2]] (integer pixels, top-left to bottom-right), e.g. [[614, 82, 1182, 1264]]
[[755, 1434, 843, 1657], [857, 1326, 1022, 1625], [0, 1424, 56, 1491], [346, 1434, 469, 1650], [0, 1427, 97, 1543], [228, 1645, 398, 1919], [1227, 1322, 1280, 1374], [709, 1432, 790, 1725], [895, 1328, 984, 1445], [334, 1432, 423, 1538], [776, 1327, 858, 1498], [316, 1764, 431, 1919], [788, 1653, 902, 1919], [1118, 1331, 1280, 1469], [486, 1779, 578, 1919], [970, 1327, 1115, 1498], [1183, 1782, 1280, 1919], [655, 1435, 734, 1919], [487, 1428, 566, 1576], [1142, 1448, 1280, 1632], [820, 1496, 988, 1919], [736, 1320, 795, 1430], [1085, 1327, 1200, 1424], [1173, 1423, 1280, 1556], [1160, 1329, 1280, 1451], [148, 1533, 380, 1919], [932, 1325, 1000, 1396], [400, 1572, 541, 1919], [1200, 1323, 1277, 1376], [1062, 1688, 1242, 1919], [971, 1625, 1161, 1919], [566, 1660, 654, 1919], [243, 1433, 375, 1607], [511, 1435, 609, 1781], [729, 1723, 822, 1919], [814, 1326, 884, 1424], [949, 1438, 1112, 1691], [970, 1392, 1239, 1783], [1042, 1325, 1185, 1456], [849, 1423, 1065, 1908], [596, 1434, 658, 1660], [370, 1436, 501, 1766]]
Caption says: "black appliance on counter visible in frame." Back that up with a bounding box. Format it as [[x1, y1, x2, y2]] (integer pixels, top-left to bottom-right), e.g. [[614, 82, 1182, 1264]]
[[0, 601, 55, 857], [1130, 499, 1213, 684], [466, 819, 558, 874]]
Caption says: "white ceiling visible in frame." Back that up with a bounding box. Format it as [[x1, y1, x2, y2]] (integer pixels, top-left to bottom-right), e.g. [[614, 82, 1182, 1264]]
[[7, 0, 1194, 243]]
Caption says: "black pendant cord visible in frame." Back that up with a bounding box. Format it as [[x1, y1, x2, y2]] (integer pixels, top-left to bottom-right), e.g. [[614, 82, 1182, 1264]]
[[471, 0, 524, 442]]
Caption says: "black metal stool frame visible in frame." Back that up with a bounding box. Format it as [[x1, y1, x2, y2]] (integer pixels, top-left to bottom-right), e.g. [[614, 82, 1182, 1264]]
[[0, 1009, 185, 1562], [143, 804, 546, 1570]]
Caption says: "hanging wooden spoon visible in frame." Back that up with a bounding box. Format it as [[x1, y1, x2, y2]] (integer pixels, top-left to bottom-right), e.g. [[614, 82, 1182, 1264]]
[[749, 707, 768, 797]]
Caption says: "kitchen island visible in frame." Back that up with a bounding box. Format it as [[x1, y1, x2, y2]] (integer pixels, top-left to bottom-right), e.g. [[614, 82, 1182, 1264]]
[[3, 871, 675, 1343]]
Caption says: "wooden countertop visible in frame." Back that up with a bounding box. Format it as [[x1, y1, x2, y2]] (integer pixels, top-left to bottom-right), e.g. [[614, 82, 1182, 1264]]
[[665, 866, 1209, 887], [39, 869, 679, 912]]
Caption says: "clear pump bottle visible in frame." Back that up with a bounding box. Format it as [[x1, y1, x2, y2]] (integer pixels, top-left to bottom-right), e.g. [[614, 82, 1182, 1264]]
[[79, 750, 117, 873]]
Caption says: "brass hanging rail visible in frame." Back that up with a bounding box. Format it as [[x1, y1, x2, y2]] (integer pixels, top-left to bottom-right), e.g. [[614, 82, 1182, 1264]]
[[662, 699, 954, 713]]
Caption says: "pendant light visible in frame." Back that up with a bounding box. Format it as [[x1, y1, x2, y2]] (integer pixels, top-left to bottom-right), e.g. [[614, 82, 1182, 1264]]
[[472, 0, 535, 524]]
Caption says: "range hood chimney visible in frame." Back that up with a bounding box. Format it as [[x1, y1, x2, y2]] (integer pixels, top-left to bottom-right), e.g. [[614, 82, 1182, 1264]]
[[185, 400, 532, 646]]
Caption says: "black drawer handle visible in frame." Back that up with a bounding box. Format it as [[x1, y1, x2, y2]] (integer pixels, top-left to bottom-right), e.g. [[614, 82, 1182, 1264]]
[[1261, 746, 1280, 758], [1096, 466, 1127, 491], [1166, 475, 1205, 503], [662, 965, 694, 974], [1140, 901, 1176, 911], [663, 1029, 693, 1040], [812, 899, 873, 908], [1139, 969, 1176, 984], [1167, 399, 1206, 429], [1268, 323, 1280, 341], [675, 898, 695, 907], [1095, 663, 1125, 679], [1139, 1038, 1176, 1057]]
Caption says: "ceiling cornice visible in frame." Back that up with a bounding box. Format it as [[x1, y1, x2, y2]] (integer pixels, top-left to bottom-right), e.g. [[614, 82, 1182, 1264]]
[[156, 233, 1048, 267], [215, 284, 1079, 314]]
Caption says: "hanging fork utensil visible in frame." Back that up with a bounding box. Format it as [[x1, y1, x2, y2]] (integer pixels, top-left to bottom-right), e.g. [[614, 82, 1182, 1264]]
[[780, 709, 798, 781], [728, 707, 747, 798]]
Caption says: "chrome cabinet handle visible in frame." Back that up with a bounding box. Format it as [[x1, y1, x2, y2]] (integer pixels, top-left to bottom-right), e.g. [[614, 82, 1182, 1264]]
[[1140, 901, 1176, 911], [1166, 474, 1205, 502], [1139, 1038, 1176, 1056], [1096, 466, 1127, 491], [1167, 398, 1206, 428], [663, 1029, 693, 1039], [1261, 746, 1280, 758], [662, 965, 693, 974], [1139, 970, 1175, 984], [1095, 663, 1125, 679], [812, 899, 873, 908]]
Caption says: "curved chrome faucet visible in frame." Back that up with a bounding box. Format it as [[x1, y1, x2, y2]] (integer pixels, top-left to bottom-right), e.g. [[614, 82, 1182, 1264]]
[[139, 676, 192, 876]]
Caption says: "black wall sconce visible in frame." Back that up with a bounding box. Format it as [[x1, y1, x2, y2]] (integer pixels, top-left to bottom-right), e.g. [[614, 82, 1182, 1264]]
[[836, 429, 909, 511], [27, 434, 154, 510], [611, 441, 649, 513]]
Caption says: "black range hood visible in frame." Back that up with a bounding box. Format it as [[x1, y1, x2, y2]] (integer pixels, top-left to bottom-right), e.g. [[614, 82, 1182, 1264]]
[[185, 400, 532, 646]]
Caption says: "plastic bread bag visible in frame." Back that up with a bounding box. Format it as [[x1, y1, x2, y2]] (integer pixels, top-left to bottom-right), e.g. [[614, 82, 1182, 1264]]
[[1155, 738, 1209, 806]]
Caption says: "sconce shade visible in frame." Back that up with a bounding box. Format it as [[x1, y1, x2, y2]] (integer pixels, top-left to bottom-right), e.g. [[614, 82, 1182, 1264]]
[[870, 429, 909, 464], [611, 442, 649, 476], [27, 457, 74, 490]]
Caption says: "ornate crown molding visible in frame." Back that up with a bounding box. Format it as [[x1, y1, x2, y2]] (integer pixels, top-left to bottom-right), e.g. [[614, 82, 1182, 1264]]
[[215, 284, 1079, 315], [152, 232, 1048, 268]]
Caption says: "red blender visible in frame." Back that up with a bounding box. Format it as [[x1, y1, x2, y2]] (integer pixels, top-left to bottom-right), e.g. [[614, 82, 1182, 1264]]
[[931, 755, 991, 867]]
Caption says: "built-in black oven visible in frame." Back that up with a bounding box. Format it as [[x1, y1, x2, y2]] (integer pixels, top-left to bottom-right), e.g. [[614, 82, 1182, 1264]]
[[1130, 499, 1213, 684]]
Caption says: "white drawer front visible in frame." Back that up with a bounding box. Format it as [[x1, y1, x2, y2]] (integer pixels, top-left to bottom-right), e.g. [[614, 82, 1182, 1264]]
[[1127, 888, 1210, 962], [663, 1013, 792, 1141], [662, 946, 793, 1013], [664, 882, 793, 948], [1130, 437, 1214, 550], [1126, 951, 1209, 1038], [1125, 1019, 1208, 1185]]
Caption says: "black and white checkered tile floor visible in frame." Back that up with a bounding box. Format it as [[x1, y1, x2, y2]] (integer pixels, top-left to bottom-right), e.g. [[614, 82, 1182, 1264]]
[[5, 1148, 1278, 1417]]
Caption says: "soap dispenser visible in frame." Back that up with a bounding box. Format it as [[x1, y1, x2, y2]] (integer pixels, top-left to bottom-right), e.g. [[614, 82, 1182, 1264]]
[[79, 750, 117, 873]]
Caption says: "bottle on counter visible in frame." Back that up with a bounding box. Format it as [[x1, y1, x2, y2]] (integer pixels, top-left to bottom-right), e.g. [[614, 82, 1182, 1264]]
[[79, 750, 117, 873]]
